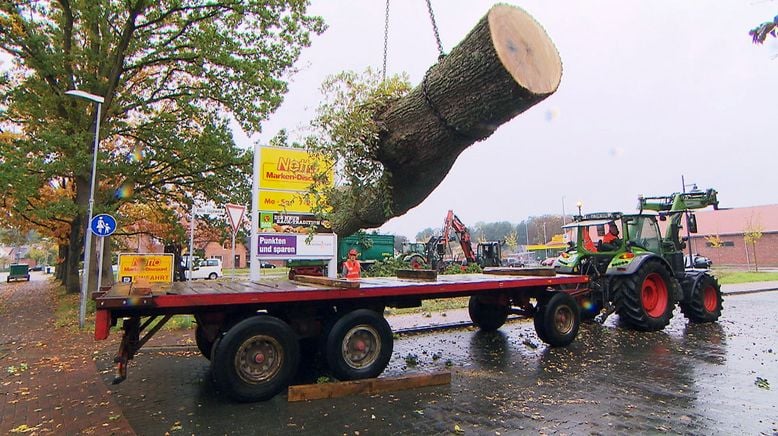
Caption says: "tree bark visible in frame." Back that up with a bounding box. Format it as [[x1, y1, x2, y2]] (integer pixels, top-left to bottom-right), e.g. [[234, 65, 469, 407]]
[[333, 4, 562, 236]]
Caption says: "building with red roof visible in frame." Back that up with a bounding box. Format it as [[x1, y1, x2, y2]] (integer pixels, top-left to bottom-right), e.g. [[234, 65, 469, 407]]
[[687, 204, 778, 268]]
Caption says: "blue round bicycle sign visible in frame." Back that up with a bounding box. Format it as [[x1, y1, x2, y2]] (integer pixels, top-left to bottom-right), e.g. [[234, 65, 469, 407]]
[[91, 214, 117, 237]]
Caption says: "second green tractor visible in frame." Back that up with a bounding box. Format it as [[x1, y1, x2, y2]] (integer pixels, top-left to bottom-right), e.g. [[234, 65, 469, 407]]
[[553, 188, 723, 331]]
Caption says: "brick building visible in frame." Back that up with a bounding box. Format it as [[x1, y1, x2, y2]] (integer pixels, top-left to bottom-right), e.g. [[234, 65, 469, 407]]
[[686, 204, 778, 269], [201, 240, 249, 269]]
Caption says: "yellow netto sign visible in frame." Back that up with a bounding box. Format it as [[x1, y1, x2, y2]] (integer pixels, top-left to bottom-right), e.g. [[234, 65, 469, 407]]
[[259, 147, 332, 192], [117, 253, 174, 283]]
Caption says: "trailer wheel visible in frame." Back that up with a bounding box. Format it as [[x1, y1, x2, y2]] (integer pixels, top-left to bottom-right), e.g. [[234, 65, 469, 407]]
[[680, 274, 723, 323], [468, 295, 509, 331], [212, 316, 299, 402], [534, 292, 580, 347], [325, 309, 393, 381], [613, 259, 677, 331], [195, 326, 215, 360], [533, 306, 549, 344]]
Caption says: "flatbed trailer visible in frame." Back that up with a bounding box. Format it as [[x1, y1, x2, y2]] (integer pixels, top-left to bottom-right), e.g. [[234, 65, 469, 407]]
[[94, 270, 589, 402]]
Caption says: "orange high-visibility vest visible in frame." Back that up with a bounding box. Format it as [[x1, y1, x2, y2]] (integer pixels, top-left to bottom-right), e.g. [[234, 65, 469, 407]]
[[344, 259, 361, 279], [583, 229, 596, 252]]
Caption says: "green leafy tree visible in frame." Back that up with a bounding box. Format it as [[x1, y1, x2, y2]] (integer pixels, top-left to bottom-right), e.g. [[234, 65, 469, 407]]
[[305, 69, 411, 232], [0, 1, 324, 292]]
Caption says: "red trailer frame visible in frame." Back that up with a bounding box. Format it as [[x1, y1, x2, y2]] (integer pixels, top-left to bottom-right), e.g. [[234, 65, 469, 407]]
[[94, 272, 589, 402]]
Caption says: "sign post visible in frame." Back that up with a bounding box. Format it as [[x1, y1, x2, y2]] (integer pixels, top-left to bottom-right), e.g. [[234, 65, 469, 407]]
[[189, 206, 226, 281], [226, 204, 246, 279], [90, 213, 117, 296]]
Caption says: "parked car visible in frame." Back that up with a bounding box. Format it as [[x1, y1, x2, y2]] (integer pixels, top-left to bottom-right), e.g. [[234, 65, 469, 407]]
[[184, 258, 222, 280], [685, 254, 712, 269], [502, 257, 524, 267], [260, 262, 277, 269], [29, 265, 44, 272]]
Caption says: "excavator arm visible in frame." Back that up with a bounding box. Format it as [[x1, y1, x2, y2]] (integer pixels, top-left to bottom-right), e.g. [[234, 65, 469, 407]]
[[437, 210, 477, 264]]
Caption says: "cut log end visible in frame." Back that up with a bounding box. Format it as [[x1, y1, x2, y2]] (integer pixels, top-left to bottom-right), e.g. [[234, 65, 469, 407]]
[[488, 5, 562, 95]]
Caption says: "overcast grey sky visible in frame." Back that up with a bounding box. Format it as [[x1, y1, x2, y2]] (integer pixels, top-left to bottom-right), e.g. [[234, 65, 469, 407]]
[[240, 1, 778, 239]]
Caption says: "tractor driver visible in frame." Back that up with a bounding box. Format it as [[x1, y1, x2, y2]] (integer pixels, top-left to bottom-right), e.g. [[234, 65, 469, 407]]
[[342, 248, 361, 279], [599, 223, 622, 251]]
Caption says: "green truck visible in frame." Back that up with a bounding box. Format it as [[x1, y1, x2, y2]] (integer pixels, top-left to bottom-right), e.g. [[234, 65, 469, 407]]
[[287, 233, 395, 278]]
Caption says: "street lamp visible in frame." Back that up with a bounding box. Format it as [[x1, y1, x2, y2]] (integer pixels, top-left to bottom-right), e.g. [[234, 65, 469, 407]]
[[66, 89, 104, 329]]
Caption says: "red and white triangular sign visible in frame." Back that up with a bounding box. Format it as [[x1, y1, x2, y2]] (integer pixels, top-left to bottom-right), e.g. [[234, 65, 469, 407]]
[[225, 204, 246, 234]]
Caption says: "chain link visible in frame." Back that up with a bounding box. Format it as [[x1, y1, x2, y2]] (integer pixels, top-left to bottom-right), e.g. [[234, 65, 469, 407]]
[[382, 0, 390, 81], [425, 0, 445, 59]]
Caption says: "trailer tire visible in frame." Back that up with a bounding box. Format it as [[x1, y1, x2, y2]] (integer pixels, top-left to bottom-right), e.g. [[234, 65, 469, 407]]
[[212, 315, 299, 402], [468, 295, 509, 332], [533, 306, 549, 344], [680, 274, 723, 323], [613, 259, 677, 331], [534, 292, 580, 347], [195, 326, 215, 360], [325, 309, 393, 381]]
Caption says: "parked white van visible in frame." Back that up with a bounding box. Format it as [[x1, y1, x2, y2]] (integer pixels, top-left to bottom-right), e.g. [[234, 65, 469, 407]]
[[185, 258, 222, 280]]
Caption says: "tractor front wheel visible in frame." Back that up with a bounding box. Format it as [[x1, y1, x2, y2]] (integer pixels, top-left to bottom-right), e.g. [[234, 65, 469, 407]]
[[613, 260, 677, 331], [680, 273, 723, 323]]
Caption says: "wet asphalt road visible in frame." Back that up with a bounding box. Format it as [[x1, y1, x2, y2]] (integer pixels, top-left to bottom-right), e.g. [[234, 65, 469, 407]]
[[98, 291, 778, 435]]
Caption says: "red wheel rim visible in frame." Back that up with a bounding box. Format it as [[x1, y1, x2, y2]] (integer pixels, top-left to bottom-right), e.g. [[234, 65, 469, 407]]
[[641, 272, 668, 318], [702, 285, 718, 312]]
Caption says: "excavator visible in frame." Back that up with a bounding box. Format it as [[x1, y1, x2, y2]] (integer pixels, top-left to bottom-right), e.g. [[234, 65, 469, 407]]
[[553, 188, 722, 332], [402, 210, 502, 270]]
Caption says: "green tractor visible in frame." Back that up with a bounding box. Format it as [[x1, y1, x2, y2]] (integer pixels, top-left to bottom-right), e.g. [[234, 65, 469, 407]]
[[553, 188, 723, 331]]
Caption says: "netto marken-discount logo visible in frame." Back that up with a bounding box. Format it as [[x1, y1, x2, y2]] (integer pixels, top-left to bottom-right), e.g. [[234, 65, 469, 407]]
[[265, 157, 315, 182]]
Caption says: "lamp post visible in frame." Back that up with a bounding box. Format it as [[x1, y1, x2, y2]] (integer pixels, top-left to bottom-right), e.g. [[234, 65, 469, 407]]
[[66, 89, 104, 329], [576, 201, 583, 217]]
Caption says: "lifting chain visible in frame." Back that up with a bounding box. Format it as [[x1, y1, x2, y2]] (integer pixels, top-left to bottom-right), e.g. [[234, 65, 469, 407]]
[[382, 0, 445, 81], [425, 0, 445, 60], [382, 0, 390, 81]]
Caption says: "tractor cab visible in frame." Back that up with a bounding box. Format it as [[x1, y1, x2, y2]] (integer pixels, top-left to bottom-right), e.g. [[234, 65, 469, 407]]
[[555, 213, 626, 275]]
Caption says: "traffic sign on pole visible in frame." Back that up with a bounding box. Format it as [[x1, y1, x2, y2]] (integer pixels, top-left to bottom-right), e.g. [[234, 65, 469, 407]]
[[226, 204, 246, 234], [91, 214, 117, 236]]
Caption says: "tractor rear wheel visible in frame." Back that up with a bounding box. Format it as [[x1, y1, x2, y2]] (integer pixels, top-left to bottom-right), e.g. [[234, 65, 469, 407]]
[[613, 259, 677, 331], [680, 274, 723, 323]]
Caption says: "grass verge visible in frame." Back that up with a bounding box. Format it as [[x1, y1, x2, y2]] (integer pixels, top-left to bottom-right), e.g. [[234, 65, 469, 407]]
[[713, 270, 778, 285]]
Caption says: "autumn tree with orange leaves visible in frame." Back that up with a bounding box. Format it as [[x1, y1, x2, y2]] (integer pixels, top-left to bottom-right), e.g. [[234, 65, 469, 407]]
[[0, 2, 324, 293]]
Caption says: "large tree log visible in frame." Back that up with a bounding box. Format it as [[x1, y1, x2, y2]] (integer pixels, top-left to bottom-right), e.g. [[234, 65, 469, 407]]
[[333, 4, 561, 236]]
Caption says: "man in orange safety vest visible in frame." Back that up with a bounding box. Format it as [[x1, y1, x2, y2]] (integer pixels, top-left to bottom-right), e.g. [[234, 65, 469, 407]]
[[342, 248, 361, 279]]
